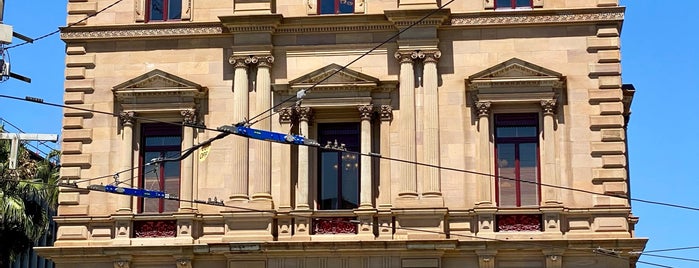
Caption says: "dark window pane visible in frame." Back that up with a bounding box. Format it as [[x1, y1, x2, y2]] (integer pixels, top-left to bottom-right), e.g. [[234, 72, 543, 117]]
[[320, 152, 339, 209], [516, 0, 531, 7], [496, 126, 537, 138], [338, 0, 354, 14], [519, 143, 538, 206], [320, 0, 336, 14], [149, 0, 164, 21], [497, 143, 516, 207], [496, 0, 512, 8], [318, 123, 360, 210], [168, 0, 182, 19], [340, 152, 359, 208], [145, 135, 181, 146]]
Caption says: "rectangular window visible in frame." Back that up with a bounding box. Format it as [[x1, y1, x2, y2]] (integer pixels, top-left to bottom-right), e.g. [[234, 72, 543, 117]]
[[147, 0, 182, 22], [495, 114, 540, 208], [318, 0, 354, 14], [139, 123, 182, 213], [317, 123, 360, 210], [495, 0, 532, 9]]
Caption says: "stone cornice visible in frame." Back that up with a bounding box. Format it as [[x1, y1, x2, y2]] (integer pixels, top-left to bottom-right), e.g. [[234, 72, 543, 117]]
[[60, 22, 224, 41], [450, 7, 624, 27]]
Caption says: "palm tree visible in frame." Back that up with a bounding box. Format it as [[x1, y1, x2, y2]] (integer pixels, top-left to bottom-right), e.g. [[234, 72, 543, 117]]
[[0, 134, 59, 267]]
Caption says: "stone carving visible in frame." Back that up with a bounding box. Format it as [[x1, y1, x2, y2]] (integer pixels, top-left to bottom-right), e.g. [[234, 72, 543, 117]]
[[295, 107, 313, 122], [394, 52, 415, 64], [61, 26, 223, 40], [176, 258, 192, 268], [114, 260, 130, 268], [541, 99, 557, 115], [423, 50, 442, 63], [229, 56, 250, 69], [475, 101, 491, 117], [119, 111, 135, 126], [358, 105, 374, 121], [452, 9, 624, 26], [180, 109, 197, 125], [380, 105, 393, 121], [256, 55, 275, 68], [279, 108, 294, 124]]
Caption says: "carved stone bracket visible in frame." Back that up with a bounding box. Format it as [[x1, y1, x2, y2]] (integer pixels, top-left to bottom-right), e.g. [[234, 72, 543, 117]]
[[119, 111, 136, 126], [113, 259, 131, 268], [180, 109, 197, 125], [358, 105, 374, 121], [475, 101, 492, 117], [295, 107, 313, 122], [541, 99, 557, 115], [176, 258, 192, 268], [279, 108, 294, 124], [379, 105, 393, 122]]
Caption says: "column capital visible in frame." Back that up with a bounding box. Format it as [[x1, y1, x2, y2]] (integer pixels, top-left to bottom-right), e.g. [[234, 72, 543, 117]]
[[279, 107, 294, 124], [180, 109, 197, 125], [541, 99, 557, 115], [228, 56, 252, 69], [254, 55, 275, 68], [423, 50, 441, 63], [394, 51, 417, 64], [358, 105, 374, 121], [475, 101, 492, 117], [119, 111, 136, 126], [295, 106, 313, 122], [113, 259, 131, 268], [175, 258, 192, 268], [379, 105, 393, 121]]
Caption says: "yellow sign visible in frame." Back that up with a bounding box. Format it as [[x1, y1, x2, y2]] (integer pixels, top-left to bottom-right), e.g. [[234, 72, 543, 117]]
[[199, 144, 211, 162]]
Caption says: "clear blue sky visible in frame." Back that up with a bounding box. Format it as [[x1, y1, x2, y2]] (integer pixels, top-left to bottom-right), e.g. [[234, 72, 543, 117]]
[[1, 1, 697, 267]]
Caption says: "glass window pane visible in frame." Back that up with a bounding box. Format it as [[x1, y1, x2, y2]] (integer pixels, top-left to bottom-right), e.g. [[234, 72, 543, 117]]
[[496, 126, 537, 138], [338, 0, 354, 14], [340, 152, 359, 209], [145, 135, 181, 146], [497, 144, 517, 207], [519, 143, 539, 206], [320, 152, 339, 209], [496, 0, 512, 8], [149, 0, 164, 21], [168, 0, 182, 20], [319, 0, 336, 14], [516, 0, 531, 7]]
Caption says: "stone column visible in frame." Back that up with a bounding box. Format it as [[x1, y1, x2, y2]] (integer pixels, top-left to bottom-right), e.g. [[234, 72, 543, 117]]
[[378, 105, 393, 209], [541, 99, 561, 205], [475, 101, 493, 206], [279, 108, 294, 210], [394, 51, 418, 198], [251, 56, 274, 201], [229, 56, 251, 201], [295, 107, 313, 210], [422, 50, 441, 197], [179, 109, 196, 211], [117, 111, 135, 213], [358, 105, 373, 208]]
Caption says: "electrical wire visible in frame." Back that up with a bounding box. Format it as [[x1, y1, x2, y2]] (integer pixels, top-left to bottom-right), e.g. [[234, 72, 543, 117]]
[[244, 0, 455, 127], [5, 0, 125, 50], [642, 246, 699, 253], [640, 253, 699, 263], [3, 93, 699, 214]]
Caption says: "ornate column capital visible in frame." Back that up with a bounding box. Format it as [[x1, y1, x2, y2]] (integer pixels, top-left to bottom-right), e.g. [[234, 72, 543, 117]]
[[279, 108, 294, 124], [379, 105, 393, 121], [180, 109, 197, 125], [255, 55, 275, 68], [394, 51, 416, 64], [295, 106, 313, 122], [423, 50, 441, 63], [358, 105, 374, 121], [475, 101, 492, 117], [119, 111, 136, 126], [228, 56, 251, 69], [541, 99, 557, 115]]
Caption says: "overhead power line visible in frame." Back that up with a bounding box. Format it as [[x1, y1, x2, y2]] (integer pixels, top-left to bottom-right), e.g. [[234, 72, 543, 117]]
[[2, 93, 699, 214]]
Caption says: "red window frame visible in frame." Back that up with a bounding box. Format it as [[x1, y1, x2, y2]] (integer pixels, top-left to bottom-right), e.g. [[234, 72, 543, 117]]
[[495, 0, 533, 9], [138, 123, 182, 213], [494, 113, 541, 208], [145, 0, 182, 22]]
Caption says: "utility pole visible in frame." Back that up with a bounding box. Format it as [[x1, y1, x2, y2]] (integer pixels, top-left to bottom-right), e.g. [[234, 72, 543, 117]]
[[0, 133, 58, 169], [0, 0, 32, 83]]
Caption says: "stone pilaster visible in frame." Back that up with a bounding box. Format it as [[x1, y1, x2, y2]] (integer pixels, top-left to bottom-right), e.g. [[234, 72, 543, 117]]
[[378, 105, 393, 209], [180, 109, 196, 212], [394, 51, 418, 198], [228, 56, 251, 202], [358, 105, 374, 208], [421, 50, 442, 199], [542, 249, 564, 268], [541, 99, 561, 206], [117, 111, 135, 213], [251, 55, 274, 203], [476, 250, 496, 268], [295, 107, 313, 210], [278, 108, 294, 210], [475, 101, 493, 206]]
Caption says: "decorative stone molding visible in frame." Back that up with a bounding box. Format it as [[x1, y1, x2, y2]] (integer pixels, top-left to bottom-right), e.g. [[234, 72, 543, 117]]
[[452, 7, 624, 27], [229, 56, 251, 69], [541, 99, 558, 115], [394, 52, 415, 64], [176, 258, 192, 268], [180, 109, 197, 125], [279, 108, 294, 124], [113, 259, 130, 268], [379, 105, 393, 121], [118, 111, 135, 126], [255, 55, 275, 68], [61, 24, 223, 40], [358, 105, 374, 121], [475, 101, 491, 117], [295, 107, 313, 122], [113, 69, 207, 115]]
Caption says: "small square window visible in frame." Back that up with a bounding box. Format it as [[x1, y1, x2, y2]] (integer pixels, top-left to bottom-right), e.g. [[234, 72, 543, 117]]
[[147, 0, 182, 22], [319, 0, 354, 15], [495, 0, 532, 9]]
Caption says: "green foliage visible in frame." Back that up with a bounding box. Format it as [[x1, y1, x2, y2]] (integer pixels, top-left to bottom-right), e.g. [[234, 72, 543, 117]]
[[0, 137, 60, 266]]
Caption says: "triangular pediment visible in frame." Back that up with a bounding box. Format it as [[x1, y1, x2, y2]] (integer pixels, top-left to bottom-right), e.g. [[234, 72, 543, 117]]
[[289, 64, 380, 89], [113, 69, 204, 91], [469, 58, 563, 81]]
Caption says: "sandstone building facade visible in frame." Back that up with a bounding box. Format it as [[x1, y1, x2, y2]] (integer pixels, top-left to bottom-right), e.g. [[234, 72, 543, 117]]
[[38, 0, 647, 267]]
